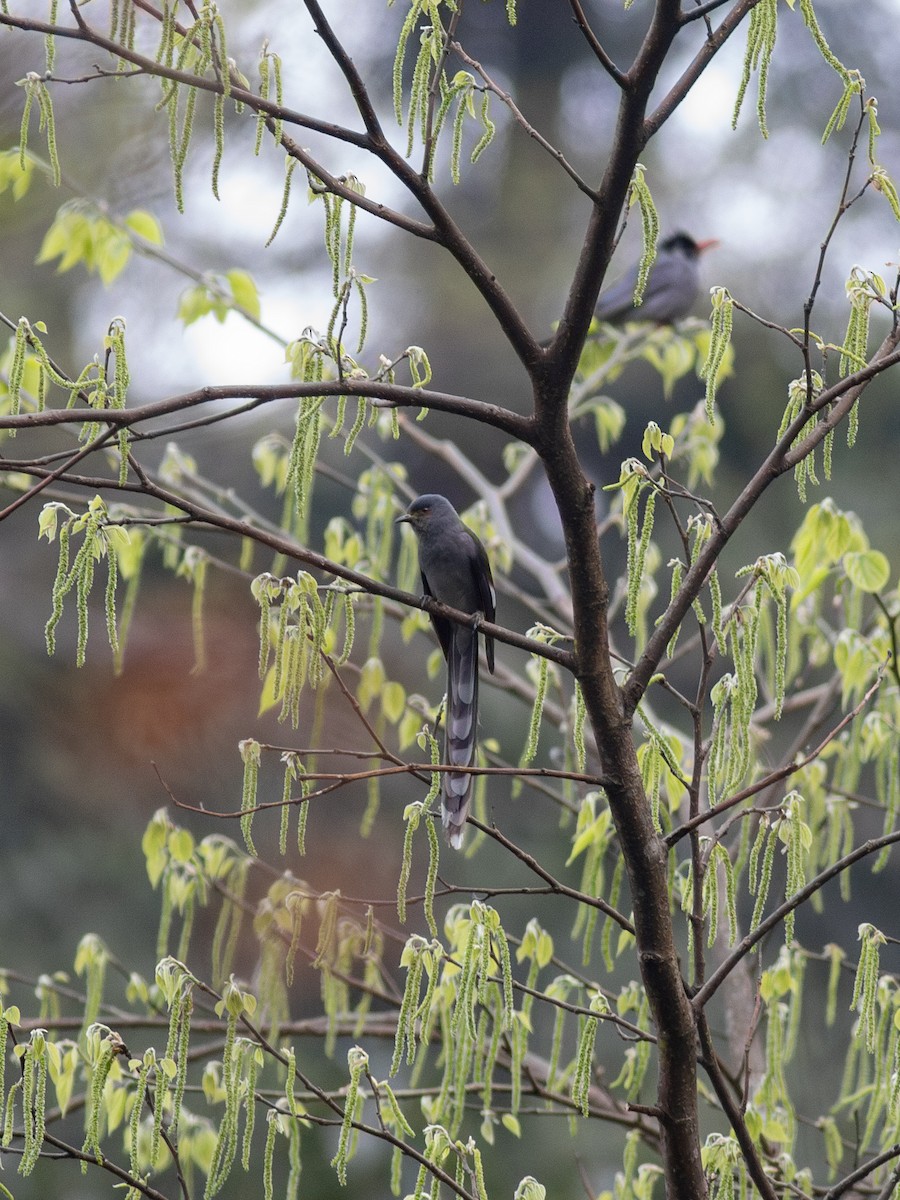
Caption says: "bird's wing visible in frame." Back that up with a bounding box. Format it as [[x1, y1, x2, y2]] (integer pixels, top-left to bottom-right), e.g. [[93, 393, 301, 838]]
[[594, 264, 641, 322], [421, 568, 453, 662], [630, 254, 698, 322], [466, 530, 496, 673]]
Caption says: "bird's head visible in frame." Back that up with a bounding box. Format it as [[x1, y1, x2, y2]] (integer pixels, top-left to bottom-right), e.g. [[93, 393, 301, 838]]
[[395, 494, 454, 532], [664, 232, 720, 260]]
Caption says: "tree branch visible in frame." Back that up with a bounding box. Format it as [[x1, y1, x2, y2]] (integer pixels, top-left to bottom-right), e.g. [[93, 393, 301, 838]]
[[566, 0, 627, 86], [0, 378, 530, 439]]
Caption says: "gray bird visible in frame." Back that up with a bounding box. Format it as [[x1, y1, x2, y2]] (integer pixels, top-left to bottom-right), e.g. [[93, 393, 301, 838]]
[[396, 495, 496, 849], [594, 232, 718, 325]]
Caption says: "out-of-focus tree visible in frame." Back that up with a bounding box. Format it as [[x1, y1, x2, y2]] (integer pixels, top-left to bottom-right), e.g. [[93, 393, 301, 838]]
[[1, 4, 900, 1200]]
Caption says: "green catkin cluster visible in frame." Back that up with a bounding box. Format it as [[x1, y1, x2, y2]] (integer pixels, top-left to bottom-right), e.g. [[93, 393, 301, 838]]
[[521, 652, 549, 765], [257, 44, 284, 152], [82, 1032, 117, 1162], [45, 0, 59, 71], [571, 1003, 600, 1116], [267, 156, 298, 246], [390, 1, 498, 179], [707, 565, 726, 653], [423, 814, 440, 938], [664, 558, 684, 657], [19, 1031, 48, 1175], [748, 817, 777, 932], [7, 317, 28, 420], [841, 271, 873, 381], [3, 1079, 22, 1150], [757, 573, 788, 720], [286, 398, 323, 523], [128, 1054, 153, 1182], [625, 486, 657, 639], [0, 1006, 9, 1129], [841, 270, 875, 447], [732, 0, 777, 137], [778, 372, 821, 499], [156, 0, 178, 67], [851, 924, 885, 1053], [572, 683, 587, 772], [153, 961, 186, 1162], [45, 506, 88, 663], [278, 753, 310, 857], [109, 0, 137, 58], [706, 602, 759, 806], [157, 3, 233, 212], [397, 801, 425, 924], [703, 842, 738, 948], [628, 166, 659, 308], [331, 1046, 367, 1184], [205, 979, 258, 1198], [391, 936, 442, 1074], [636, 705, 683, 832], [238, 739, 261, 855], [701, 288, 734, 421], [252, 572, 336, 728], [623, 474, 642, 627], [19, 74, 61, 187], [780, 797, 809, 945], [105, 318, 131, 482]]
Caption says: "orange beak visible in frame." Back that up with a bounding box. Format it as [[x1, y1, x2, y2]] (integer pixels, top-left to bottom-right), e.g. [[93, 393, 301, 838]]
[[696, 238, 720, 254]]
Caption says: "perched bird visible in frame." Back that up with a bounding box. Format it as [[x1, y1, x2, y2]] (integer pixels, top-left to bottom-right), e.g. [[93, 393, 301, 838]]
[[396, 495, 496, 849], [594, 232, 719, 325]]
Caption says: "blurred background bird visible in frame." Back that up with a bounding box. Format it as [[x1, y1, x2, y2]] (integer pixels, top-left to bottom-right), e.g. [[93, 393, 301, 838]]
[[594, 232, 719, 325]]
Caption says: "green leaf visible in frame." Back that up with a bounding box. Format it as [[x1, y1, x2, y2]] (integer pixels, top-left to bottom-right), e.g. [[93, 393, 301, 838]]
[[382, 680, 406, 724], [142, 810, 171, 887], [50, 1048, 76, 1116], [168, 828, 195, 863], [227, 268, 261, 320], [178, 284, 217, 326], [514, 1177, 547, 1200], [36, 210, 81, 267], [0, 148, 34, 199], [592, 399, 626, 453], [358, 657, 386, 711], [844, 550, 890, 593], [641, 334, 695, 399], [38, 504, 62, 541], [398, 707, 422, 751], [501, 1113, 522, 1137], [833, 629, 873, 706], [95, 227, 132, 285], [124, 208, 164, 245]]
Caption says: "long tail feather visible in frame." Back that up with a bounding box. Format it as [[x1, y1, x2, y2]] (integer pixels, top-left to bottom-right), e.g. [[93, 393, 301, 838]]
[[443, 627, 478, 849]]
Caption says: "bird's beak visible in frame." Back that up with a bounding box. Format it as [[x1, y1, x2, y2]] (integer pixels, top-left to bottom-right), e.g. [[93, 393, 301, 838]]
[[394, 512, 411, 525], [696, 238, 720, 254]]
